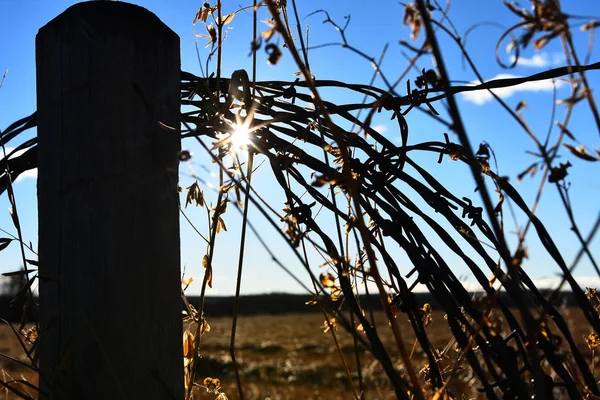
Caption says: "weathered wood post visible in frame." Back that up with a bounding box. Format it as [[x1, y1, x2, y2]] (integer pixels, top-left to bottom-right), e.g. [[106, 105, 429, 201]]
[[36, 2, 183, 399]]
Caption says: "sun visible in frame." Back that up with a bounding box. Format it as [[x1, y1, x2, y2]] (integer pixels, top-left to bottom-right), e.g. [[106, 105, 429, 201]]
[[212, 112, 255, 155], [230, 124, 251, 152]]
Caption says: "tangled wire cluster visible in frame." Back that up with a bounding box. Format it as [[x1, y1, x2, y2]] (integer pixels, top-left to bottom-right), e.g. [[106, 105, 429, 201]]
[[178, 57, 600, 397]]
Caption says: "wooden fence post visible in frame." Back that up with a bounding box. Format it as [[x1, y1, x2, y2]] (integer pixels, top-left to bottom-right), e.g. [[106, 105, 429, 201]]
[[36, 2, 183, 399]]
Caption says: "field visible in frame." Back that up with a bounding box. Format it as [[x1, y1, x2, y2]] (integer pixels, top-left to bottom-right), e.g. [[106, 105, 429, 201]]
[[1, 307, 596, 399]]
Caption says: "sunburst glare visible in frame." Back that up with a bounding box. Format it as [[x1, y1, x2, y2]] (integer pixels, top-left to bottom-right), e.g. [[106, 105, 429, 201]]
[[230, 124, 251, 152], [212, 112, 255, 156]]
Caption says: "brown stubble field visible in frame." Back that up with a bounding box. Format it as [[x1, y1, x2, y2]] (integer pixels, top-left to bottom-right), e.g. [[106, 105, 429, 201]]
[[0, 308, 597, 399]]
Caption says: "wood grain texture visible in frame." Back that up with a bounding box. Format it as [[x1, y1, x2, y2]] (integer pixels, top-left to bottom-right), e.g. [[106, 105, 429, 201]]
[[36, 2, 182, 399]]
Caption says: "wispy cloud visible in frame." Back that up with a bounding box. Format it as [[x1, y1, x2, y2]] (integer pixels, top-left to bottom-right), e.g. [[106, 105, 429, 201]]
[[371, 124, 387, 134], [461, 73, 566, 105], [14, 168, 37, 182], [508, 52, 565, 68], [509, 53, 550, 68]]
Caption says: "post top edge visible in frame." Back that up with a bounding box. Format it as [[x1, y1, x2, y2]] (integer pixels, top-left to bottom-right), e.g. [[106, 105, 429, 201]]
[[37, 1, 178, 38]]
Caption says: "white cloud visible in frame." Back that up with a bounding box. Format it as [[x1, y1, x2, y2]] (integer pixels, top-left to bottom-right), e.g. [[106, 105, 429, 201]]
[[371, 124, 387, 134], [551, 52, 566, 66], [2, 147, 25, 159], [2, 147, 37, 182], [509, 53, 550, 68], [461, 73, 566, 105], [14, 168, 37, 182], [508, 52, 565, 68], [535, 276, 600, 291]]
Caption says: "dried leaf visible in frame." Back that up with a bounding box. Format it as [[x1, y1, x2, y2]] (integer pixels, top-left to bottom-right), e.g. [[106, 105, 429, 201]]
[[193, 8, 202, 25], [319, 257, 339, 268], [194, 4, 215, 25], [415, 69, 439, 89], [0, 238, 12, 252], [200, 319, 211, 335], [534, 30, 561, 51], [420, 303, 433, 327], [410, 19, 421, 41], [533, 36, 548, 50], [206, 267, 213, 288], [185, 181, 205, 208], [220, 12, 235, 25], [203, 377, 221, 391], [9, 207, 19, 229], [548, 161, 571, 183], [261, 19, 277, 41], [265, 43, 282, 65], [178, 150, 192, 161], [515, 100, 527, 112], [493, 192, 505, 215], [182, 277, 194, 291], [320, 273, 336, 288], [21, 326, 37, 341], [556, 122, 576, 141], [312, 174, 335, 187], [26, 258, 39, 267], [321, 317, 337, 333], [216, 217, 227, 233], [517, 162, 539, 183], [581, 21, 600, 32], [2, 268, 36, 277], [504, 1, 530, 19], [202, 254, 209, 269], [585, 332, 600, 349], [476, 143, 490, 159], [330, 286, 342, 302], [403, 3, 421, 41], [261, 28, 276, 41], [519, 29, 536, 49], [185, 373, 191, 391], [214, 199, 228, 218], [196, 24, 217, 48], [564, 143, 598, 162], [512, 246, 529, 267], [183, 330, 195, 359], [449, 148, 465, 161], [556, 89, 588, 106]]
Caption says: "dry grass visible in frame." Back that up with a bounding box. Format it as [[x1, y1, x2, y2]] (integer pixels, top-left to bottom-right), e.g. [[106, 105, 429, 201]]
[[0, 324, 38, 400], [2, 306, 594, 399]]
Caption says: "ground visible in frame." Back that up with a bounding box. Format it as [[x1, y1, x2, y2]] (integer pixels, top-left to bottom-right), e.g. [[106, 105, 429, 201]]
[[0, 308, 595, 399]]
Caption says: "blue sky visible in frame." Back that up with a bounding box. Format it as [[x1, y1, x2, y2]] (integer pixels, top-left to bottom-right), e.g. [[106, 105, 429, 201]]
[[0, 0, 599, 295]]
